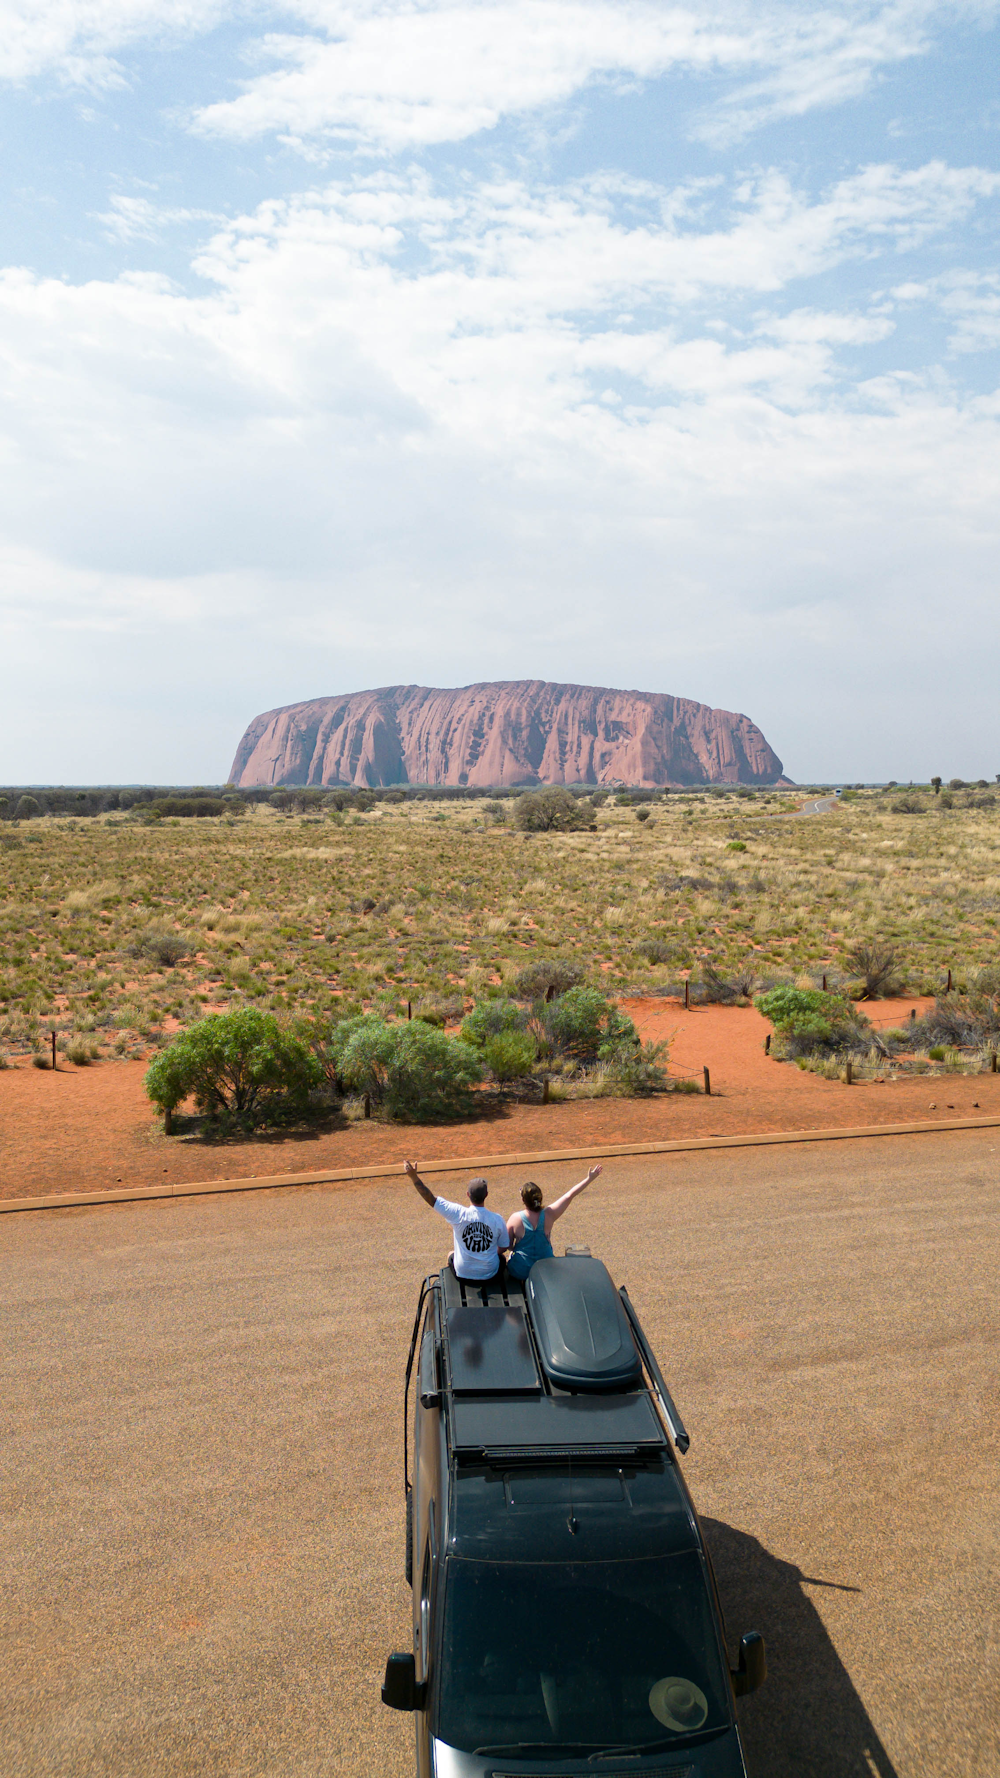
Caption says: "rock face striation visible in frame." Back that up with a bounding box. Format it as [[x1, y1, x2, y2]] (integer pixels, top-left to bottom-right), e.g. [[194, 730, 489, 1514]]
[[229, 681, 785, 789]]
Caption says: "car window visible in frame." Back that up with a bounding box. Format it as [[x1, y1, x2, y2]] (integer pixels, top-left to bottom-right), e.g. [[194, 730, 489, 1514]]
[[436, 1552, 730, 1754]]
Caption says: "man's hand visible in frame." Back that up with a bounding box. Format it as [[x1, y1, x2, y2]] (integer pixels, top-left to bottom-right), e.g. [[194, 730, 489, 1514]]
[[404, 1158, 437, 1208]]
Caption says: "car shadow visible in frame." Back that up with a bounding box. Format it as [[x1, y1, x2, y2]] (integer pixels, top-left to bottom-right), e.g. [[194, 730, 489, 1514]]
[[702, 1519, 899, 1778]]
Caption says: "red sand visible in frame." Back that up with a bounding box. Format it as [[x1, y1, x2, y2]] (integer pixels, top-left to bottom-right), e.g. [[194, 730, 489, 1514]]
[[3, 998, 995, 1202]]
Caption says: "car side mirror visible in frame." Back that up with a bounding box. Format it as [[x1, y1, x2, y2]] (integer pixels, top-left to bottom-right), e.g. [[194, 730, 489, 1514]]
[[732, 1630, 766, 1697], [381, 1652, 427, 1712]]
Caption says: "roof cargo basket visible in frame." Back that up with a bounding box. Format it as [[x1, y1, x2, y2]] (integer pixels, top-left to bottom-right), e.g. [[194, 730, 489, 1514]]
[[526, 1257, 642, 1392]]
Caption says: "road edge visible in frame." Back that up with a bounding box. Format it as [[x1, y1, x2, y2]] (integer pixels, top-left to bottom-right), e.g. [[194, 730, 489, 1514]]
[[3, 1113, 1000, 1214]]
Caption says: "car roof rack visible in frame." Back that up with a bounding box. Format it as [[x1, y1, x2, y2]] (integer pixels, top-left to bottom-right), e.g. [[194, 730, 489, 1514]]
[[406, 1258, 689, 1469]]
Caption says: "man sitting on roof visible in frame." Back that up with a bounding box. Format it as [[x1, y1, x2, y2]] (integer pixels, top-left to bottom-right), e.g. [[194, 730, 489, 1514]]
[[404, 1160, 509, 1281]]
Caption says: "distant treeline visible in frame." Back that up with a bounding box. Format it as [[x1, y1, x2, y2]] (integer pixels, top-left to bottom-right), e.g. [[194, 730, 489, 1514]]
[[0, 780, 790, 820]]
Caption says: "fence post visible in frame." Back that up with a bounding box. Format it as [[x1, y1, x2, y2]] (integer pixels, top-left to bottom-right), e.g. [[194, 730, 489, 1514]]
[[51, 1031, 56, 1070], [363, 1093, 371, 1119], [684, 979, 690, 1010], [164, 1106, 172, 1135], [407, 1001, 412, 1020], [703, 1066, 711, 1096], [764, 1033, 771, 1054], [822, 974, 827, 992], [542, 1076, 551, 1103], [946, 969, 952, 993], [993, 1052, 998, 1074], [910, 1008, 916, 1023], [845, 1059, 853, 1085]]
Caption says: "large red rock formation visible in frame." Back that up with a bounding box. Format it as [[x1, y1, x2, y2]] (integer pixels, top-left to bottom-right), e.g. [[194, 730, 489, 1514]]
[[229, 681, 785, 788]]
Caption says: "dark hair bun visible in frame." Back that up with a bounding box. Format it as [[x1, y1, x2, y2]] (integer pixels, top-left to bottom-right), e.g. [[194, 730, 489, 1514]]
[[521, 1182, 543, 1211]]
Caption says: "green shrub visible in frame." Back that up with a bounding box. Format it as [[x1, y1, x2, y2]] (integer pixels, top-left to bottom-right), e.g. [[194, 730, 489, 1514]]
[[928, 1044, 946, 1061], [461, 997, 527, 1048], [510, 958, 585, 1000], [513, 788, 595, 833], [144, 1008, 322, 1127], [726, 840, 747, 852], [635, 808, 651, 823], [413, 994, 464, 1027], [634, 939, 674, 966], [755, 985, 866, 1054], [15, 795, 40, 819], [150, 797, 227, 818], [545, 985, 637, 1059], [481, 1028, 538, 1085], [331, 1015, 483, 1121], [137, 929, 190, 967], [600, 1037, 669, 1096]]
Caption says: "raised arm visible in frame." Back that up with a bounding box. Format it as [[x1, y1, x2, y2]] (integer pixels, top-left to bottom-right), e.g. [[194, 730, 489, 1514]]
[[545, 1164, 602, 1227], [403, 1158, 437, 1208]]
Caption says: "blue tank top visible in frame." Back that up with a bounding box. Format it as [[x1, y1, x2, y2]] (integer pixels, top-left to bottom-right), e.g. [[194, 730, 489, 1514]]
[[507, 1209, 554, 1279]]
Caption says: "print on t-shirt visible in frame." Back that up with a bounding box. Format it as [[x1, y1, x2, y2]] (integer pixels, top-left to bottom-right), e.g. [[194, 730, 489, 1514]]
[[462, 1219, 495, 1254]]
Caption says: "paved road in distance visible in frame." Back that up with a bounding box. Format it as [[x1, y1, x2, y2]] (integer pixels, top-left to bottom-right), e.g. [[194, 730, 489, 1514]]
[[2, 1131, 997, 1777], [784, 794, 840, 817]]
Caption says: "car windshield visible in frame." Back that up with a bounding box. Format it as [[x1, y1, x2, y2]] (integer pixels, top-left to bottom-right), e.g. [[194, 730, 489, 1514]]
[[435, 1552, 731, 1755]]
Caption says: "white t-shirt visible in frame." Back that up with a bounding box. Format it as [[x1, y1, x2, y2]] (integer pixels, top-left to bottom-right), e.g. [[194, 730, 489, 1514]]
[[433, 1198, 509, 1279]]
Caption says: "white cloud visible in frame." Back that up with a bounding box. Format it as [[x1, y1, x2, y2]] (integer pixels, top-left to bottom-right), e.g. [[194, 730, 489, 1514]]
[[95, 193, 225, 242], [0, 0, 227, 85], [937, 272, 1000, 351], [1, 153, 999, 780], [7, 0, 995, 155], [191, 0, 962, 151]]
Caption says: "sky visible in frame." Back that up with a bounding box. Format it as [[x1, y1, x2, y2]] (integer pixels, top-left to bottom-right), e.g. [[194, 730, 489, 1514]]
[[1, 0, 999, 785]]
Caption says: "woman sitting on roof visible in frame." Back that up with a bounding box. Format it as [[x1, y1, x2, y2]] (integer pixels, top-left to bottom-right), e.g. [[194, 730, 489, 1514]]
[[505, 1165, 602, 1279]]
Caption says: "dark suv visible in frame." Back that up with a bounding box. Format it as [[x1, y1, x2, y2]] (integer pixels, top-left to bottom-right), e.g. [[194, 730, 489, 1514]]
[[382, 1252, 765, 1775]]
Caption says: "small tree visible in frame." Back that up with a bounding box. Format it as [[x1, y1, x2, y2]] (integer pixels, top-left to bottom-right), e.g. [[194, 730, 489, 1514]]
[[931, 777, 942, 795], [15, 795, 40, 819], [144, 1009, 322, 1128], [513, 788, 595, 833]]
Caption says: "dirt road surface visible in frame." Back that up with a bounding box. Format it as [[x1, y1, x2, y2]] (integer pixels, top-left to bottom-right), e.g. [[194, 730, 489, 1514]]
[[2, 1131, 997, 1777]]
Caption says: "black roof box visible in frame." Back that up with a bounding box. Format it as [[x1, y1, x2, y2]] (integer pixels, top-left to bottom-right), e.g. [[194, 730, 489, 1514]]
[[526, 1258, 642, 1392]]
